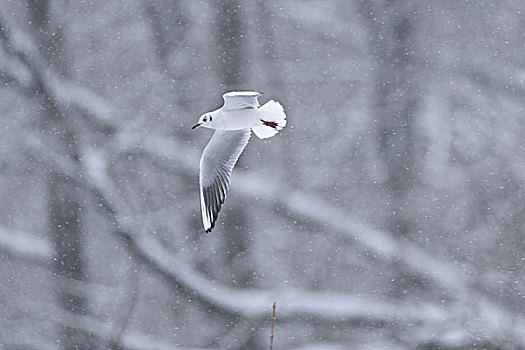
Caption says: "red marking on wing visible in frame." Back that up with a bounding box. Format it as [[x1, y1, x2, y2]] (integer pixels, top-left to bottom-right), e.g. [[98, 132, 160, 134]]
[[261, 119, 278, 129]]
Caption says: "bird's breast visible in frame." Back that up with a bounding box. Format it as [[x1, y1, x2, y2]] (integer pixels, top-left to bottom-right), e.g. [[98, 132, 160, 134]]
[[218, 109, 260, 130]]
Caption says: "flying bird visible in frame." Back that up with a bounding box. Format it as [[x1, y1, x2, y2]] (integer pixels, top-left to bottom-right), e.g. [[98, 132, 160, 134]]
[[192, 91, 287, 232]]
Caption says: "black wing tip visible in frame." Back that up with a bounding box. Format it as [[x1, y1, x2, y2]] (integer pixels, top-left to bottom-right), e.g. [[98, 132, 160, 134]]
[[204, 221, 215, 233], [202, 178, 228, 234]]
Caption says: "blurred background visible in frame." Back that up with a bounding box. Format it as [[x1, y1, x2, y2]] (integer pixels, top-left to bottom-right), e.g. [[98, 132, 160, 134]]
[[1, 1, 525, 349]]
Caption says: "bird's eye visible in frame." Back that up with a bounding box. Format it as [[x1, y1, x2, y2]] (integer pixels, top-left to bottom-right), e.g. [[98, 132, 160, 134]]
[[203, 117, 207, 122], [210, 116, 213, 121]]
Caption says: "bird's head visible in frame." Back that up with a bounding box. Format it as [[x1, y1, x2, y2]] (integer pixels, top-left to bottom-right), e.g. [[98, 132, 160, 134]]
[[192, 112, 216, 130]]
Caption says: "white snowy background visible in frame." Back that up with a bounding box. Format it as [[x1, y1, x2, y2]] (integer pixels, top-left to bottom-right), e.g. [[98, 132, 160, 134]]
[[1, 1, 524, 349]]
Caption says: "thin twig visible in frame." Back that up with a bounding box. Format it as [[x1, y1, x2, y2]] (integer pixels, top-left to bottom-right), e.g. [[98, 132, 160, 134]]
[[270, 301, 276, 350]]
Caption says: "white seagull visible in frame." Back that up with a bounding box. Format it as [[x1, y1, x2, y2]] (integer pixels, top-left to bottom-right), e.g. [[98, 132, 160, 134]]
[[192, 91, 287, 232]]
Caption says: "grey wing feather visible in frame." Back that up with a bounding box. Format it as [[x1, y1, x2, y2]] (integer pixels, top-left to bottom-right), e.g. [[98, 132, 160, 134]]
[[222, 91, 262, 111], [199, 129, 251, 232]]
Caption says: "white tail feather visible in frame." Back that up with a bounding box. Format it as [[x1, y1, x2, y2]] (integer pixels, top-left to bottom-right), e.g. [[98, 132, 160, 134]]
[[252, 100, 287, 139]]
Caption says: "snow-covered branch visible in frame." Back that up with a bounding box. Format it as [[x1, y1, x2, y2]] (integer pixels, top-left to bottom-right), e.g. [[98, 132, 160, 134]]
[[117, 219, 451, 324], [0, 225, 52, 262]]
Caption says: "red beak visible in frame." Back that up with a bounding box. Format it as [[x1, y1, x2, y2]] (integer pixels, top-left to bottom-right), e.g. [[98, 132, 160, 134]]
[[192, 123, 201, 129]]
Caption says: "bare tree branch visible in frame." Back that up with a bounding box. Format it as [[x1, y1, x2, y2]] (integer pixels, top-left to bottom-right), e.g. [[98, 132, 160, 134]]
[[0, 225, 52, 262]]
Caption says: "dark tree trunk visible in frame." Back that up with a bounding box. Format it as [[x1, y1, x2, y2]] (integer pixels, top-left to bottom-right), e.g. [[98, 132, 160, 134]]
[[50, 174, 97, 349], [363, 1, 419, 238]]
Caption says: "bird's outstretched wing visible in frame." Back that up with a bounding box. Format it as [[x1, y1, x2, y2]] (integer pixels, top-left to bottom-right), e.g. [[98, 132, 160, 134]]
[[222, 91, 262, 111], [199, 129, 251, 232]]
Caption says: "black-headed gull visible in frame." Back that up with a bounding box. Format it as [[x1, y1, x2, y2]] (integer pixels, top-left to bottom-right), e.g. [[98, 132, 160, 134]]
[[192, 91, 287, 232]]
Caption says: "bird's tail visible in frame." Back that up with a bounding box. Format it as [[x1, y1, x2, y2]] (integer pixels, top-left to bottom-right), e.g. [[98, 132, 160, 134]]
[[252, 100, 287, 139]]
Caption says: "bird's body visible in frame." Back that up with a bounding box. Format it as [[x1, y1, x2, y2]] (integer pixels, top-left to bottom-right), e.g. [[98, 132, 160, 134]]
[[204, 108, 262, 130], [193, 91, 287, 232]]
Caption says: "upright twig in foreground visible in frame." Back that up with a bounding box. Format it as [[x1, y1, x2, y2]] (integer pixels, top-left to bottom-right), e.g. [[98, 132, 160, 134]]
[[270, 301, 276, 350]]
